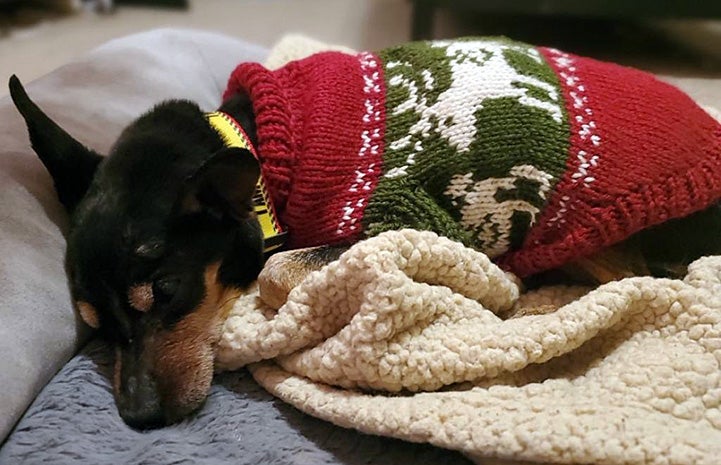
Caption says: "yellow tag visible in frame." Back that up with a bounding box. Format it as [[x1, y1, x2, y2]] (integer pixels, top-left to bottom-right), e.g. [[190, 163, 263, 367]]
[[206, 111, 286, 253]]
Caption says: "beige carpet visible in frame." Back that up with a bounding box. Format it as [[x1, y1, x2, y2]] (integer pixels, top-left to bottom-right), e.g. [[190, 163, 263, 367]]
[[0, 0, 413, 95]]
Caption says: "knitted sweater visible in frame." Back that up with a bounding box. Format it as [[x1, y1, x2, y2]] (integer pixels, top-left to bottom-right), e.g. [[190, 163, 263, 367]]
[[223, 37, 721, 277]]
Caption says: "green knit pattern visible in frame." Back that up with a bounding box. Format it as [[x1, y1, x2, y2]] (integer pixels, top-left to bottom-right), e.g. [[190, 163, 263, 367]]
[[363, 38, 570, 258]]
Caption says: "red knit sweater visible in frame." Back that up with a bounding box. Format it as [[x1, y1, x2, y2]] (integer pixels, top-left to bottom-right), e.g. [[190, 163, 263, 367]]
[[224, 39, 721, 277]]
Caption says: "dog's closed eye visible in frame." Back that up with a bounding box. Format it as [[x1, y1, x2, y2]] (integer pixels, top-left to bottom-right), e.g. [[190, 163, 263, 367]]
[[153, 277, 180, 304], [128, 277, 181, 312]]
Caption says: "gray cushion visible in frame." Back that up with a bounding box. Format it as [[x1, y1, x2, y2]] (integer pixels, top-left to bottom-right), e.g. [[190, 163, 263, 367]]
[[0, 28, 267, 442], [0, 340, 471, 465]]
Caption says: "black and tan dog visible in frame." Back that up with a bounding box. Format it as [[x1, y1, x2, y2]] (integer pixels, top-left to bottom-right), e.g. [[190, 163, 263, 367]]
[[9, 76, 269, 428], [9, 42, 721, 429]]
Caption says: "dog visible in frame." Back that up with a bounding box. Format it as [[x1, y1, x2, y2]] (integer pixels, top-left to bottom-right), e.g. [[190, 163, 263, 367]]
[[8, 77, 269, 428], [9, 37, 721, 429]]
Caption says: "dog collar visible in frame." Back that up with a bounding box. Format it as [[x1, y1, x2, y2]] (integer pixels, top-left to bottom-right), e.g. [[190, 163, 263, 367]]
[[205, 111, 286, 253]]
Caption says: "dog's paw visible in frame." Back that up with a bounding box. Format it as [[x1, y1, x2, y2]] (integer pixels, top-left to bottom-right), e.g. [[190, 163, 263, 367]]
[[257, 245, 349, 309], [258, 251, 313, 309]]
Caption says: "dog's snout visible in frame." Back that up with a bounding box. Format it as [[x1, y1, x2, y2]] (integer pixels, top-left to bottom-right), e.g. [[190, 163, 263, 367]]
[[113, 334, 212, 429], [117, 373, 166, 429]]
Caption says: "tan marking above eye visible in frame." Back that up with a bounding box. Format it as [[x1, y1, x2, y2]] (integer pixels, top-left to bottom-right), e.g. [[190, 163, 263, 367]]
[[76, 301, 100, 329], [128, 283, 154, 312]]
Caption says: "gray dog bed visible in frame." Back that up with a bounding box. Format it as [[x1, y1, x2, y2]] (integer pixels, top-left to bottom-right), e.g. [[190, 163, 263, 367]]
[[0, 340, 468, 465]]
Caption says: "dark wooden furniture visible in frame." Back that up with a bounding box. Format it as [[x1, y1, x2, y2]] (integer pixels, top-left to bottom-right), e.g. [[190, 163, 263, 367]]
[[411, 0, 721, 39]]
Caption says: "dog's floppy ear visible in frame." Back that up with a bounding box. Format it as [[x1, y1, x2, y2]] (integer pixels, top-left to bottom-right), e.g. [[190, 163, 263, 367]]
[[176, 146, 260, 222], [8, 75, 103, 212]]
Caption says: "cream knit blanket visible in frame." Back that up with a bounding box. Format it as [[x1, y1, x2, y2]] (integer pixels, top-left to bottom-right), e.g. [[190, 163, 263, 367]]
[[216, 37, 721, 465]]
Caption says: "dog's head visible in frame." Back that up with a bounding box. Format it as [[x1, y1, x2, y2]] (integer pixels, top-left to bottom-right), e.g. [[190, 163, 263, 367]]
[[9, 76, 264, 428]]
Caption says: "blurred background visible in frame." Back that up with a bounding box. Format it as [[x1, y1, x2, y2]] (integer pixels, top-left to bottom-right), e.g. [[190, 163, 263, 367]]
[[1, 0, 721, 96]]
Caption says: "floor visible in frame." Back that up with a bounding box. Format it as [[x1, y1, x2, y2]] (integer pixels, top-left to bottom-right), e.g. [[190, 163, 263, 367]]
[[0, 0, 418, 91], [1, 0, 721, 97]]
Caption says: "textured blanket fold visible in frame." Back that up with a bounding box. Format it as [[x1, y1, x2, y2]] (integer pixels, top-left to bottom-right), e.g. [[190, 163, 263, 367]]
[[216, 36, 721, 465], [218, 229, 721, 465]]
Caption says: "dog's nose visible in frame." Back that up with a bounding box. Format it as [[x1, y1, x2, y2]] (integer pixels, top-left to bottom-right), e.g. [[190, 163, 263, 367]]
[[120, 404, 166, 430], [119, 396, 204, 430], [117, 374, 166, 429]]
